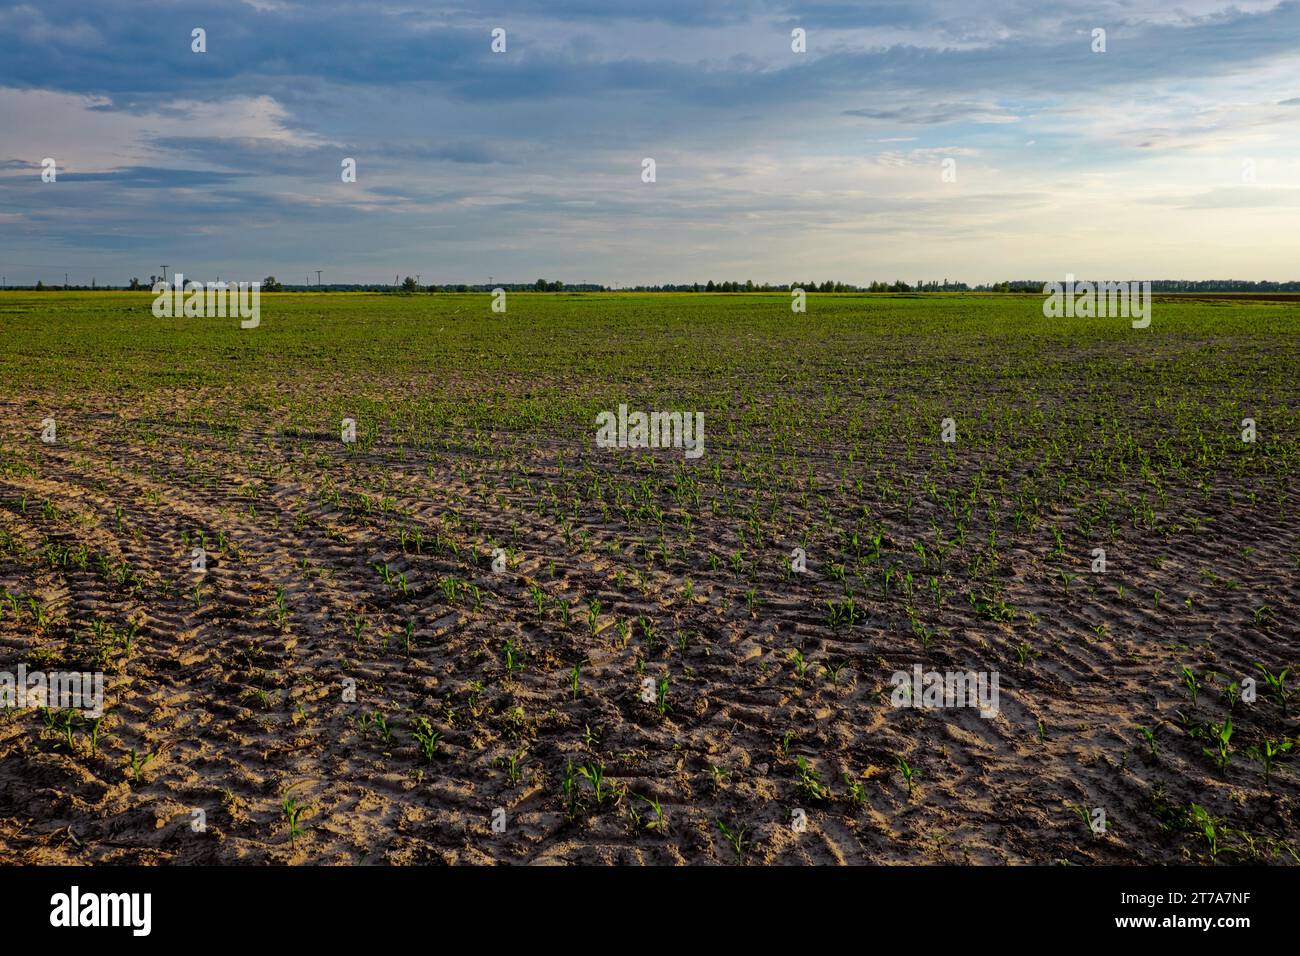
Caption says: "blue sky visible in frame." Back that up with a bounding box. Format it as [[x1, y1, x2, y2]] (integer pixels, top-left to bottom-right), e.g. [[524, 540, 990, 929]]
[[1, 0, 1298, 285]]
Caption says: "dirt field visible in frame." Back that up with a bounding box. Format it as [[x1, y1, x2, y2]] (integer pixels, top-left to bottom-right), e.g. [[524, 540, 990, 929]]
[[1, 291, 1296, 864]]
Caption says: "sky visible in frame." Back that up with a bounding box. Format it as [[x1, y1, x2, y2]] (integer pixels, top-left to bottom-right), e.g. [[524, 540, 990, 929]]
[[1, 0, 1298, 286]]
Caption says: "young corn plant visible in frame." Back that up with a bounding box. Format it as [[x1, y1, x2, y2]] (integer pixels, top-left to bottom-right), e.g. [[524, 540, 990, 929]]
[[88, 714, 107, 754], [1135, 725, 1158, 760], [716, 819, 748, 859], [409, 716, 442, 763], [1188, 804, 1221, 861], [500, 750, 527, 786], [1181, 666, 1200, 708], [373, 713, 393, 746], [655, 676, 671, 717], [843, 772, 866, 808], [1202, 718, 1233, 775], [788, 649, 812, 682], [1068, 802, 1100, 840], [794, 756, 830, 802], [576, 760, 621, 809], [281, 795, 307, 847], [51, 710, 77, 751], [1246, 738, 1292, 783], [502, 638, 524, 678], [125, 747, 155, 785], [1253, 663, 1291, 716], [894, 753, 916, 797], [629, 792, 667, 833]]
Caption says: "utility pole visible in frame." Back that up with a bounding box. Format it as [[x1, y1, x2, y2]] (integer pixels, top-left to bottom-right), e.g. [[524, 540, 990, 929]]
[[160, 265, 169, 284], [316, 270, 323, 287], [64, 272, 69, 288], [415, 273, 421, 287]]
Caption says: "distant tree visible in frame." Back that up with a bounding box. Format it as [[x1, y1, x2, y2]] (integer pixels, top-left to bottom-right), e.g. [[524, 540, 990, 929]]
[[35, 280, 44, 290], [705, 279, 715, 292], [535, 278, 547, 291], [128, 277, 142, 290], [401, 276, 418, 293], [262, 276, 283, 292]]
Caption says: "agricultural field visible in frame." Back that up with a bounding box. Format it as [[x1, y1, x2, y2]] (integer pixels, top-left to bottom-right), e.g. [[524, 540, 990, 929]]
[[0, 290, 1296, 865]]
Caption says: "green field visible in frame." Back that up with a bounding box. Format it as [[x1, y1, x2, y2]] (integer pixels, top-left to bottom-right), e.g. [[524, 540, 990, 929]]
[[1, 291, 1297, 864]]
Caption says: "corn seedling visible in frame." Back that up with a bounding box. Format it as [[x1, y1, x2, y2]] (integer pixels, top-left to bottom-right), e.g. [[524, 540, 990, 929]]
[[717, 819, 748, 858], [1188, 804, 1221, 861], [1135, 725, 1158, 760], [894, 753, 916, 796], [281, 795, 307, 846], [1253, 663, 1291, 715], [126, 747, 155, 785], [409, 715, 442, 762], [794, 755, 830, 802], [630, 792, 666, 832], [655, 676, 670, 716], [843, 772, 866, 808], [503, 638, 524, 678], [1202, 718, 1233, 775], [1245, 737, 1292, 783]]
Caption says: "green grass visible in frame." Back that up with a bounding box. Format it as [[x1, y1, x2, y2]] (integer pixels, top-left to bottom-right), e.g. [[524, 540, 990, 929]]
[[3, 293, 1297, 460]]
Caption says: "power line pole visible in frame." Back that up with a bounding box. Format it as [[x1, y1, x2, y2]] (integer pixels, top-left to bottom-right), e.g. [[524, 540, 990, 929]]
[[160, 265, 169, 283], [316, 270, 323, 287]]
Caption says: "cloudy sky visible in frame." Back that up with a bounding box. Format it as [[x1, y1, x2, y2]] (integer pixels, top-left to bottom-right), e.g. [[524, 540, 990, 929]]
[[1, 0, 1298, 286]]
